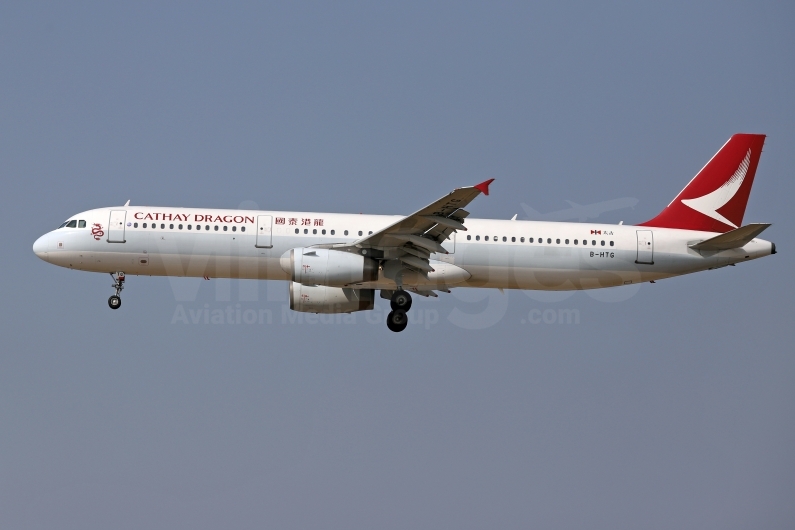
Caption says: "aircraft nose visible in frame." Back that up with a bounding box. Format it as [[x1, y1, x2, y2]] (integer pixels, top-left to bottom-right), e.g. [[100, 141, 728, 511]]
[[33, 234, 50, 262]]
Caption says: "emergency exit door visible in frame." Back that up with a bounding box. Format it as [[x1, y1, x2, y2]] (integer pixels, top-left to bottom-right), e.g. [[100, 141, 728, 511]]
[[255, 215, 273, 248], [636, 230, 654, 264]]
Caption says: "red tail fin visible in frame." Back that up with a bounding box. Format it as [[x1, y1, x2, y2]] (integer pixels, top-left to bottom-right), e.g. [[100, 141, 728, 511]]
[[639, 134, 766, 233]]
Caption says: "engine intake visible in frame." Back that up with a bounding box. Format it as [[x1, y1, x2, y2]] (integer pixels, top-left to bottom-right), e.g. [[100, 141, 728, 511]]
[[280, 248, 378, 286], [289, 283, 375, 313]]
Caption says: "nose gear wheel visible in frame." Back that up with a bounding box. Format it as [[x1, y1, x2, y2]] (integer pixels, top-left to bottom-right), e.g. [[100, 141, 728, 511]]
[[108, 272, 125, 310]]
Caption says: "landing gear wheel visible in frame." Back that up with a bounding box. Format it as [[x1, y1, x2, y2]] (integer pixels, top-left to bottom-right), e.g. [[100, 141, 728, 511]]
[[390, 290, 412, 312], [108, 272, 125, 310], [386, 310, 408, 332]]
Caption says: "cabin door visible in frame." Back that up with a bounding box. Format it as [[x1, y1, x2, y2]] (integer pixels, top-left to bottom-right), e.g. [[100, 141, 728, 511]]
[[108, 211, 127, 243], [636, 230, 654, 264]]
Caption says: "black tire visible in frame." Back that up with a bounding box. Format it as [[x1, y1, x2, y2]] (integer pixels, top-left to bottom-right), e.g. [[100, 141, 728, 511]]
[[108, 295, 121, 310], [390, 290, 412, 311], [386, 310, 408, 332]]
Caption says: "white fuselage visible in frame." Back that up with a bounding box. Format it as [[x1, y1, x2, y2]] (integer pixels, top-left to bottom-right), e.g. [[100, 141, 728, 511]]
[[32, 206, 774, 291]]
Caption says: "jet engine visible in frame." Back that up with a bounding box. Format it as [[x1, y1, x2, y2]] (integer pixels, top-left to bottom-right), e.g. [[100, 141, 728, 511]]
[[289, 283, 375, 313], [280, 248, 378, 286]]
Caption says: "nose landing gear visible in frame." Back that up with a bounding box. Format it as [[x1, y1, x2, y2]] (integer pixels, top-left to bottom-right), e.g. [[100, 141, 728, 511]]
[[108, 272, 125, 310], [386, 290, 412, 332]]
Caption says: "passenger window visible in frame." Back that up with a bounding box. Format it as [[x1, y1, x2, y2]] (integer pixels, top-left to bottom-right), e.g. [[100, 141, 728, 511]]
[[511, 237, 515, 242], [187, 224, 192, 230], [502, 236, 507, 242], [529, 237, 533, 243], [358, 231, 363, 236], [78, 220, 86, 228], [476, 235, 480, 241], [170, 224, 174, 229], [232, 226, 236, 232], [322, 229, 326, 235], [330, 230, 335, 235], [304, 229, 308, 234], [601, 240, 605, 246], [565, 239, 569, 244], [344, 230, 349, 236], [467, 235, 471, 240], [223, 226, 227, 231], [547, 238, 551, 244], [313, 229, 317, 234], [556, 239, 560, 244], [134, 223, 138, 228], [66, 220, 77, 228], [295, 228, 299, 234], [179, 224, 183, 230], [369, 231, 373, 235], [159, 223, 164, 229], [592, 240, 596, 245], [205, 225, 210, 230], [574, 239, 578, 245], [610, 241, 614, 246], [143, 223, 148, 228], [241, 227, 245, 232], [520, 237, 524, 242], [485, 236, 489, 241]]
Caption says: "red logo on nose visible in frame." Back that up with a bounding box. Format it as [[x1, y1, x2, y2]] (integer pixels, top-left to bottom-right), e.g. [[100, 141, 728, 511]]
[[91, 223, 104, 241]]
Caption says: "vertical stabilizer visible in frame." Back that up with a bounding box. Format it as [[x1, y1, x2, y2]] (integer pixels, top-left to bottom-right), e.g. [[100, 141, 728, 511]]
[[640, 134, 765, 233]]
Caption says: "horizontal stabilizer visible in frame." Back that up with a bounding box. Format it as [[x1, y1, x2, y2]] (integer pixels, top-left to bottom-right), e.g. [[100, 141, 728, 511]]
[[689, 223, 771, 251]]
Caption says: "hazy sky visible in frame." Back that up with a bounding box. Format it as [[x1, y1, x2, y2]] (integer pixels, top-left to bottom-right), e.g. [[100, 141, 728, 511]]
[[1, 2, 793, 528]]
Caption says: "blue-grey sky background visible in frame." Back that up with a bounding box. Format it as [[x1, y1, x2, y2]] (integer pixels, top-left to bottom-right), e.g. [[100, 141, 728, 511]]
[[2, 2, 794, 528]]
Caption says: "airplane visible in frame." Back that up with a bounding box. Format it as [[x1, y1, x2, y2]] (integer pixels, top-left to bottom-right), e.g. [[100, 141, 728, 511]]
[[33, 133, 776, 332]]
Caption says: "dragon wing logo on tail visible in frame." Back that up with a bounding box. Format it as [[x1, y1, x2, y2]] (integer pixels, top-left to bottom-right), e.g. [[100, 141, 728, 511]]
[[680, 149, 751, 228]]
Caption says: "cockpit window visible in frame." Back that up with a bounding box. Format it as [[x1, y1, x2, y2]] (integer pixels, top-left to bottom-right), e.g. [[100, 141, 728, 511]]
[[58, 221, 69, 228], [78, 220, 86, 228], [66, 220, 77, 228]]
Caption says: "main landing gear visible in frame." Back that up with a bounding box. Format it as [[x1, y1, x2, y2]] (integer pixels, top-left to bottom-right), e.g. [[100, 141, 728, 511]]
[[386, 290, 412, 332], [108, 272, 125, 310]]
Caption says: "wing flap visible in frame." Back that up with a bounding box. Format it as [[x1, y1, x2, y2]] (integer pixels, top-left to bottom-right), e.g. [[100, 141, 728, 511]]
[[399, 255, 435, 272], [389, 234, 448, 254]]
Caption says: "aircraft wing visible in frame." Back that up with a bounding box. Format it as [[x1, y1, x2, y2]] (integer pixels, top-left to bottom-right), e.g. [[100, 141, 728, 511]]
[[322, 179, 493, 272]]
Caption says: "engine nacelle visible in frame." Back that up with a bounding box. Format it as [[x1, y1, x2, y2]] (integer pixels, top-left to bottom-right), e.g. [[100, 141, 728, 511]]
[[289, 283, 375, 313], [280, 248, 378, 286]]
